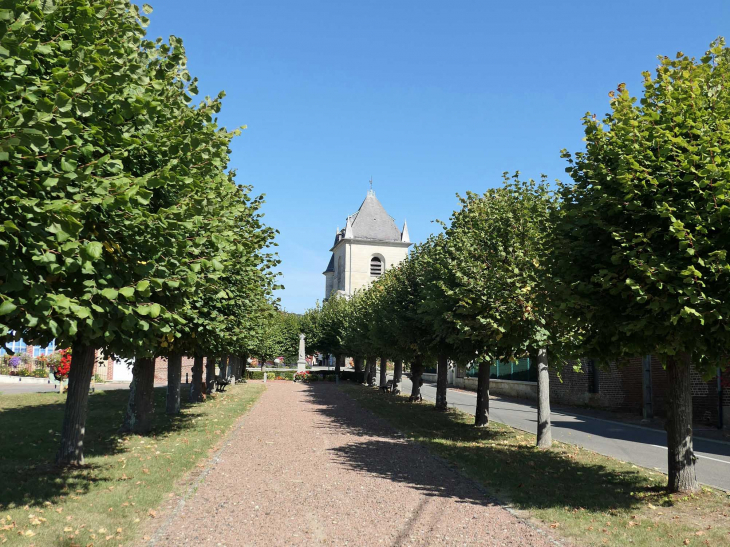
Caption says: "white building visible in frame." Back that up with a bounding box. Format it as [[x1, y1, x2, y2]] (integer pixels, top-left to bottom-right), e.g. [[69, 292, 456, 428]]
[[324, 189, 412, 299]]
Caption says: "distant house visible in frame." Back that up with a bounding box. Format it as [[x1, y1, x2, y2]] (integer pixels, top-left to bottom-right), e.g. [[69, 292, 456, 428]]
[[1, 338, 56, 357]]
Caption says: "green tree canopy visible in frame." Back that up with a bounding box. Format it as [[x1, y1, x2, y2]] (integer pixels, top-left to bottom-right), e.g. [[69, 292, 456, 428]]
[[555, 40, 730, 492]]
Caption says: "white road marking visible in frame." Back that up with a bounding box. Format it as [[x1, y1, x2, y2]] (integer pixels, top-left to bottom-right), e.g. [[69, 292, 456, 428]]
[[650, 444, 730, 465]]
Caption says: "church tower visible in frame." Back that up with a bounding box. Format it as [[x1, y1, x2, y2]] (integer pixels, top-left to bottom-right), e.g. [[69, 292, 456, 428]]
[[324, 188, 411, 299]]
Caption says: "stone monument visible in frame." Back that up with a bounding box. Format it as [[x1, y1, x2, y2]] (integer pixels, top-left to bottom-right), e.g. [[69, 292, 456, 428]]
[[296, 333, 307, 372]]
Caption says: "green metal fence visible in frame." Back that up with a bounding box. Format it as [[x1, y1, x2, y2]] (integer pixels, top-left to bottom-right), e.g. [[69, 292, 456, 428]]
[[465, 357, 537, 382]]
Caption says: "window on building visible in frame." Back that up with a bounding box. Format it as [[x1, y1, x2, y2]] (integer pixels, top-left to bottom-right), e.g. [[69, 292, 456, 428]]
[[370, 256, 383, 277], [8, 340, 26, 355], [33, 341, 55, 356]]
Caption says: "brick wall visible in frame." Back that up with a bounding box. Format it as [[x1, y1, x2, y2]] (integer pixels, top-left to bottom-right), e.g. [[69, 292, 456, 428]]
[[548, 360, 591, 405], [549, 359, 643, 412], [547, 355, 726, 426], [153, 356, 203, 384]]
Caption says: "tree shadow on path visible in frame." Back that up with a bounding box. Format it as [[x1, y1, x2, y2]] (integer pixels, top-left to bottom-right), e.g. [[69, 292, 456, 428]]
[[301, 382, 501, 509], [302, 382, 664, 514]]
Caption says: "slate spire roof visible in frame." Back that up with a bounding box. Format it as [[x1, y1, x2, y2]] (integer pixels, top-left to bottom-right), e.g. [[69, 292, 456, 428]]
[[328, 189, 411, 253], [345, 189, 403, 242]]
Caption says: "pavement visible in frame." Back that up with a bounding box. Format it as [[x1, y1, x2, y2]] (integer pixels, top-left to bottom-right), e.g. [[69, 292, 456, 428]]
[[0, 380, 151, 395], [401, 377, 730, 492]]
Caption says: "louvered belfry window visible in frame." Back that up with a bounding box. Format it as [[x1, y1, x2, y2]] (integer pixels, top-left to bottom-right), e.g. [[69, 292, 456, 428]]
[[370, 256, 383, 277]]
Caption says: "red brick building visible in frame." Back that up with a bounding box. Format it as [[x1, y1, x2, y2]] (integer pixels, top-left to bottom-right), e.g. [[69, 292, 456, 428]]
[[548, 357, 728, 427]]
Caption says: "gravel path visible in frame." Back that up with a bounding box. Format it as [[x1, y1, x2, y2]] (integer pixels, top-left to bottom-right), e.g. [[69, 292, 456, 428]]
[[151, 382, 555, 546]]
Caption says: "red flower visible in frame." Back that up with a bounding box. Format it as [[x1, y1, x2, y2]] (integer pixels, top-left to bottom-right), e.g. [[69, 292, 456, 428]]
[[53, 349, 72, 381]]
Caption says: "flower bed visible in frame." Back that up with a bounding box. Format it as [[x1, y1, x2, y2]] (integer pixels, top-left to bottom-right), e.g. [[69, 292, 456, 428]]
[[294, 371, 319, 382]]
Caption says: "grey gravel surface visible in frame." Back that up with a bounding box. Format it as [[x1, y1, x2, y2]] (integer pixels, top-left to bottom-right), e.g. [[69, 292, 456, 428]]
[[151, 381, 555, 546]]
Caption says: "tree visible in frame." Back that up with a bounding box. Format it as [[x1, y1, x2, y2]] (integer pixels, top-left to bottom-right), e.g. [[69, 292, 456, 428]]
[[309, 295, 349, 374], [341, 290, 374, 381], [439, 175, 571, 441], [367, 266, 411, 394], [258, 310, 302, 364], [0, 1, 280, 448], [299, 304, 323, 362], [418, 234, 464, 410], [172, 183, 279, 402], [555, 41, 730, 492], [376, 245, 435, 401], [0, 0, 218, 461]]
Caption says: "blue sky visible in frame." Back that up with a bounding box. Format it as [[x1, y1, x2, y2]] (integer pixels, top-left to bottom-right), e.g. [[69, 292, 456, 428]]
[[146, 1, 730, 313]]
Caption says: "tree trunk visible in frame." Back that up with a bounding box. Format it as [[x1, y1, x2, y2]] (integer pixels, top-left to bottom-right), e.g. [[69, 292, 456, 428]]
[[435, 353, 448, 411], [228, 356, 237, 379], [241, 356, 248, 383], [410, 357, 424, 401], [190, 355, 204, 402], [666, 354, 699, 493], [56, 343, 96, 466], [535, 348, 552, 449], [335, 354, 343, 375], [364, 357, 373, 385], [354, 357, 362, 374], [379, 356, 388, 388], [166, 353, 182, 415], [205, 356, 216, 394], [393, 359, 403, 395], [219, 355, 229, 379], [121, 357, 156, 434], [475, 360, 490, 427]]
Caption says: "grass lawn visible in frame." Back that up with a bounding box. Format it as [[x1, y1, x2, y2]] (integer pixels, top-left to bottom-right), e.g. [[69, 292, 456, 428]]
[[341, 384, 730, 547], [0, 383, 265, 546]]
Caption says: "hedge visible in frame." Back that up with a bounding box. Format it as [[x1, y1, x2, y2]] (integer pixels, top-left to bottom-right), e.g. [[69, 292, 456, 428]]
[[339, 370, 365, 384]]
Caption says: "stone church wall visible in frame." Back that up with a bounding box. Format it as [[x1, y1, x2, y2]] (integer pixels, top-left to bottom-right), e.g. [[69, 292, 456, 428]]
[[345, 240, 409, 295]]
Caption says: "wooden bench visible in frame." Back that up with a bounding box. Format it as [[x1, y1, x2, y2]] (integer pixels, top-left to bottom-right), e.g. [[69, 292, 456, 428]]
[[214, 376, 231, 392]]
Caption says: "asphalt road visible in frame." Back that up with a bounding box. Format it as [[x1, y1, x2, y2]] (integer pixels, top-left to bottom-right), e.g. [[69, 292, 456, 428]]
[[401, 377, 730, 492]]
